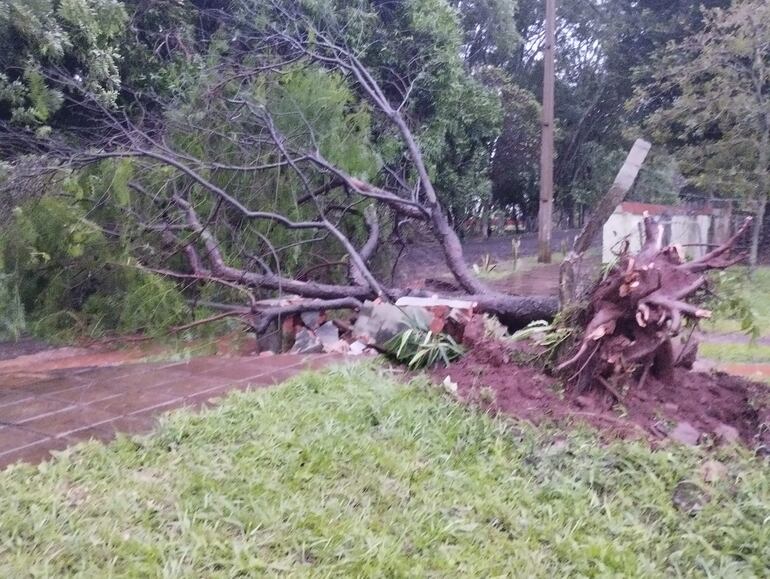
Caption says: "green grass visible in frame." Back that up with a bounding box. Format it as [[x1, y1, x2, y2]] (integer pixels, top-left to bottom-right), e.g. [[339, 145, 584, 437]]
[[475, 253, 564, 281], [0, 363, 768, 576], [706, 267, 770, 336], [700, 341, 770, 364]]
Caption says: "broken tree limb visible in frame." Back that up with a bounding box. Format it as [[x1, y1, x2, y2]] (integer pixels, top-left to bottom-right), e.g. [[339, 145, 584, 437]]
[[349, 205, 380, 287], [252, 297, 364, 334], [559, 138, 651, 305], [3, 18, 565, 336]]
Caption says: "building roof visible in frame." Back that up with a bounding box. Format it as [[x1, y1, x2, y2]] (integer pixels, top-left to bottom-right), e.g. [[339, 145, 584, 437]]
[[616, 201, 720, 216]]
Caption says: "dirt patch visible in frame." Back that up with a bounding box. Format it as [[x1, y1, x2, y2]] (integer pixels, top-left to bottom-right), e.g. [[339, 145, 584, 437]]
[[393, 229, 583, 288], [436, 340, 770, 451], [486, 263, 562, 296]]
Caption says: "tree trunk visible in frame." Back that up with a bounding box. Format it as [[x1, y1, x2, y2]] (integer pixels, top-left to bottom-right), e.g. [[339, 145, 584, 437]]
[[472, 293, 560, 327], [749, 194, 767, 269]]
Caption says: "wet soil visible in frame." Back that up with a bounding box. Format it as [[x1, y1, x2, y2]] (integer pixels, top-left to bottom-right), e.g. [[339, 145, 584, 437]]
[[394, 229, 582, 288], [436, 339, 770, 451]]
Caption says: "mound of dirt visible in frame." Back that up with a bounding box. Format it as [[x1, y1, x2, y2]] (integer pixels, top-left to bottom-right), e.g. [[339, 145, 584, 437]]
[[436, 340, 770, 451]]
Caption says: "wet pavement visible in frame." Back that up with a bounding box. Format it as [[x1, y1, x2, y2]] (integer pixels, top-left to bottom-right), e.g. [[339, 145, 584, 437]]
[[0, 353, 340, 469]]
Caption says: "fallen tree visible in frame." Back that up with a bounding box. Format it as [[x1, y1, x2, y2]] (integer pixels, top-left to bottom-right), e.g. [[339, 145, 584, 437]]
[[557, 215, 753, 394], [1, 2, 560, 334]]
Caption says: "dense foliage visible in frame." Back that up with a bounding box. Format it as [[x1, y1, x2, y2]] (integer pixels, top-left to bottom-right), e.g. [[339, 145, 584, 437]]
[[635, 0, 770, 265]]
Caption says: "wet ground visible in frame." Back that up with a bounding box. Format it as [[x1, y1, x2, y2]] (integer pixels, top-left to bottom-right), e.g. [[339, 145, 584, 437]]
[[394, 229, 582, 289], [0, 348, 339, 469], [441, 340, 770, 449], [0, 338, 53, 361]]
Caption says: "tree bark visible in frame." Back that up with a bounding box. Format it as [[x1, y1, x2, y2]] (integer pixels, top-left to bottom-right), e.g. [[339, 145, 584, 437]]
[[749, 194, 767, 270]]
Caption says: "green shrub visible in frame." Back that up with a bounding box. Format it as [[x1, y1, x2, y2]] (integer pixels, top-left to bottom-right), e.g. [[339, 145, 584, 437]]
[[387, 326, 464, 369], [1, 196, 190, 341], [0, 272, 25, 340], [118, 272, 189, 336]]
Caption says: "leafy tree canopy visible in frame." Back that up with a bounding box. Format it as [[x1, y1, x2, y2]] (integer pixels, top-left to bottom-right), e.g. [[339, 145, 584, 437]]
[[634, 0, 770, 263]]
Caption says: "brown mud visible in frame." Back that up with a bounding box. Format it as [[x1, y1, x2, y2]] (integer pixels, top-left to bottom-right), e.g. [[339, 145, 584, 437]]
[[436, 339, 770, 451]]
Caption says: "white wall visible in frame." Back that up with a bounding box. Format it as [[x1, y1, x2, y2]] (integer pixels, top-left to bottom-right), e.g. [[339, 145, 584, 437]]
[[603, 212, 644, 263], [602, 210, 713, 263]]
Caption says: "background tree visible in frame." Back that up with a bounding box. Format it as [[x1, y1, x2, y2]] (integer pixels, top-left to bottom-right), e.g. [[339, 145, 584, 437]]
[[0, 0, 127, 130], [483, 0, 731, 227], [634, 0, 770, 266]]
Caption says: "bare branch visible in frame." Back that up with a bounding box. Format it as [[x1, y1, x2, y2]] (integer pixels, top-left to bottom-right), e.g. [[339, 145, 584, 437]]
[[253, 297, 363, 333]]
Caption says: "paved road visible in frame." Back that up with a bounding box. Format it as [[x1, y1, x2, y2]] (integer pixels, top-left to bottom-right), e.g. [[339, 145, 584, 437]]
[[0, 353, 340, 469]]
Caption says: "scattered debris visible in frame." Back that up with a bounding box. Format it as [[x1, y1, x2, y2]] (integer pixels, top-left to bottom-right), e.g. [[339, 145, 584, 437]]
[[672, 481, 710, 515], [669, 422, 701, 446], [272, 294, 479, 360], [290, 328, 324, 354]]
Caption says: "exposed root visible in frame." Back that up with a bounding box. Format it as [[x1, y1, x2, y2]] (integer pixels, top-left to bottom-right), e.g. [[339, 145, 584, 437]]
[[558, 216, 752, 392]]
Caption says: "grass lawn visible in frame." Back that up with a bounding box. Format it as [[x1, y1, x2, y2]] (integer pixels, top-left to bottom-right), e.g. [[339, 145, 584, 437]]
[[698, 267, 770, 365], [699, 342, 770, 364], [0, 363, 768, 576], [706, 267, 770, 337], [474, 253, 564, 281]]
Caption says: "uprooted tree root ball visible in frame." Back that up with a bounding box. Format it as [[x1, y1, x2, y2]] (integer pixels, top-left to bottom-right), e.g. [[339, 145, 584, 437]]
[[557, 215, 753, 395], [431, 215, 768, 451]]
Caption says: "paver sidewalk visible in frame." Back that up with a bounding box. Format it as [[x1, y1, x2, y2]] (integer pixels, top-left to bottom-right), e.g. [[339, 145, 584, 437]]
[[0, 353, 339, 469]]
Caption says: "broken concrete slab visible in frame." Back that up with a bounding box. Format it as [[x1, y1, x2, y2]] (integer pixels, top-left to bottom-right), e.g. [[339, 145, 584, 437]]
[[300, 310, 322, 330], [349, 340, 368, 356], [316, 321, 340, 351], [395, 296, 476, 310], [352, 301, 432, 347], [290, 328, 324, 354]]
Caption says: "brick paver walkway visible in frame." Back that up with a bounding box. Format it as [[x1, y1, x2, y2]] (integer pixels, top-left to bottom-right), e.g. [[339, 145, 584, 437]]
[[0, 354, 339, 469]]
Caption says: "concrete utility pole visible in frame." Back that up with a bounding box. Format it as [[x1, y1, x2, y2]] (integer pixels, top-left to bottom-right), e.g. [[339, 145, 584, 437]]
[[538, 0, 556, 263]]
